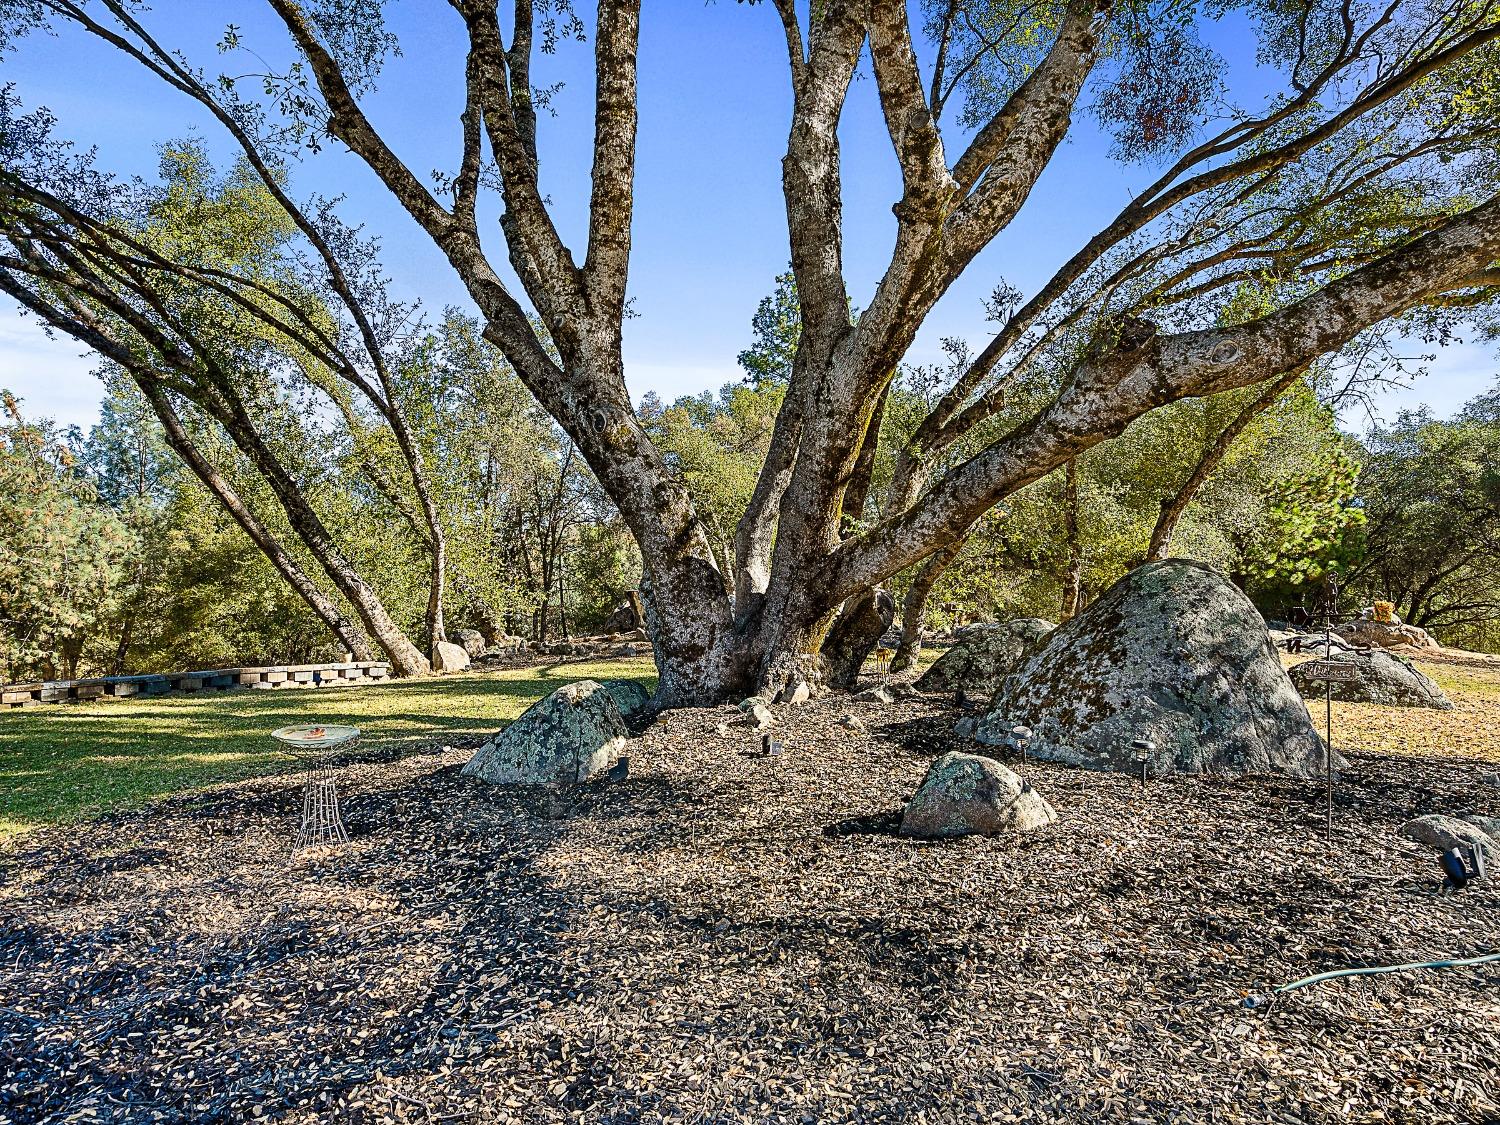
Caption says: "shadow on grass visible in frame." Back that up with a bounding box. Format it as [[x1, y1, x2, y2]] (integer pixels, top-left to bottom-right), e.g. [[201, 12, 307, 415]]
[[0, 657, 657, 840]]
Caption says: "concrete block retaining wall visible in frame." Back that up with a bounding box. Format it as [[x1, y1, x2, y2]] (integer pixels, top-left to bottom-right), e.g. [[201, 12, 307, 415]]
[[1, 662, 392, 708]]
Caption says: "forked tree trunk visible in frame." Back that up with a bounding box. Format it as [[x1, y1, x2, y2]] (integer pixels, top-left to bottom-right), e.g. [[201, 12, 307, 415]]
[[821, 588, 896, 689], [330, 397, 449, 649]]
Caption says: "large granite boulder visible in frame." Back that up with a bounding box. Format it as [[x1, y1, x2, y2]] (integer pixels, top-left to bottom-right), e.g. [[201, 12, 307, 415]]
[[432, 639, 471, 673], [915, 618, 1057, 699], [1334, 619, 1439, 650], [598, 678, 653, 721], [1288, 650, 1451, 709], [977, 561, 1331, 778], [463, 680, 626, 786], [900, 752, 1057, 839]]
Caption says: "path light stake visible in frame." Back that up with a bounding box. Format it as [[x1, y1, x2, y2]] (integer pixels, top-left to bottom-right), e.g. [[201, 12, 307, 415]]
[[1131, 739, 1156, 790], [1440, 844, 1485, 892], [1007, 725, 1032, 767]]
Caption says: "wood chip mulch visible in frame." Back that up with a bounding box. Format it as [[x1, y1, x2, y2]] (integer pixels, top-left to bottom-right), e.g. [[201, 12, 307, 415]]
[[3, 689, 1498, 1124]]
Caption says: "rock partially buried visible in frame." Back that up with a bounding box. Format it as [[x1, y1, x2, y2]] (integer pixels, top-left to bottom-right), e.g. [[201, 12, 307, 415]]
[[901, 752, 1057, 839], [1400, 813, 1498, 872], [1288, 650, 1452, 709], [915, 618, 1056, 698], [979, 561, 1331, 778], [463, 680, 625, 786], [739, 697, 774, 730], [598, 678, 653, 721]]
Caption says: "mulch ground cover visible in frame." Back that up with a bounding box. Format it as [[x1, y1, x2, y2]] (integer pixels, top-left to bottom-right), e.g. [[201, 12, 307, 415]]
[[3, 687, 1498, 1124]]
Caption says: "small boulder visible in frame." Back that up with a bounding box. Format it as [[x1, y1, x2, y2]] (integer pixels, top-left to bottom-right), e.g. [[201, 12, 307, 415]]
[[841, 714, 866, 734], [854, 685, 895, 704], [599, 679, 653, 721], [978, 561, 1330, 778], [601, 593, 645, 634], [900, 752, 1057, 839], [432, 640, 471, 673], [452, 628, 487, 658], [739, 697, 774, 730], [915, 618, 1056, 698], [463, 680, 626, 786], [1399, 813, 1499, 872], [1334, 619, 1439, 650], [1288, 650, 1452, 709], [778, 681, 812, 705]]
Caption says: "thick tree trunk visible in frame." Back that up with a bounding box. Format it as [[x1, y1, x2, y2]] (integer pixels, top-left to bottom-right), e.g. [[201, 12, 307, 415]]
[[139, 381, 378, 662], [190, 384, 429, 675], [891, 539, 963, 671]]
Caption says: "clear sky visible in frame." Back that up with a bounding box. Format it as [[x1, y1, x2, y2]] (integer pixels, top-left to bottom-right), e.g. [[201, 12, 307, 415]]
[[0, 2, 1493, 434]]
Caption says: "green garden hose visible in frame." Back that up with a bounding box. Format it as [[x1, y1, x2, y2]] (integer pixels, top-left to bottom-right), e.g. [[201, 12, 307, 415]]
[[1244, 951, 1500, 1008]]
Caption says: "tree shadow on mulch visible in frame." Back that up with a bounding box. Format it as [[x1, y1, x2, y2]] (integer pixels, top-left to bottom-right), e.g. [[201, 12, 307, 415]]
[[0, 759, 657, 1122], [822, 808, 905, 837]]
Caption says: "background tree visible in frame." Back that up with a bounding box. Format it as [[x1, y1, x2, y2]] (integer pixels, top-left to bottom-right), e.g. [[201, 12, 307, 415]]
[[0, 391, 131, 681], [1346, 389, 1500, 643]]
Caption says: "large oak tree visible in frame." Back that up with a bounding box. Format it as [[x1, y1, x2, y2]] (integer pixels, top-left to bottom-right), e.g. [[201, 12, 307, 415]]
[[2, 0, 1499, 704]]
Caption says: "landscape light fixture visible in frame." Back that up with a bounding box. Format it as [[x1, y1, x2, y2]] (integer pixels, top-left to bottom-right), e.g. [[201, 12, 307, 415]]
[[1006, 725, 1032, 766], [608, 756, 630, 784], [1440, 843, 1486, 891], [761, 733, 785, 758], [1131, 739, 1156, 788]]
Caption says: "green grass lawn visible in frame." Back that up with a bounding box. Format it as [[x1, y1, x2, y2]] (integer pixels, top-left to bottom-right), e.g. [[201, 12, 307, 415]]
[[0, 657, 656, 842]]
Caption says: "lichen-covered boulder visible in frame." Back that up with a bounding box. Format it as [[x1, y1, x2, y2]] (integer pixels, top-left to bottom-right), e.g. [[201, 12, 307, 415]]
[[915, 618, 1057, 698], [432, 639, 471, 673], [598, 678, 653, 721], [900, 752, 1056, 839], [463, 680, 625, 786], [978, 561, 1331, 778], [1288, 650, 1451, 709], [1400, 813, 1499, 872]]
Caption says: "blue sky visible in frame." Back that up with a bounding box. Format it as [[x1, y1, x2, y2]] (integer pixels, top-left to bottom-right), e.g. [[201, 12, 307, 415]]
[[0, 2, 1493, 434]]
